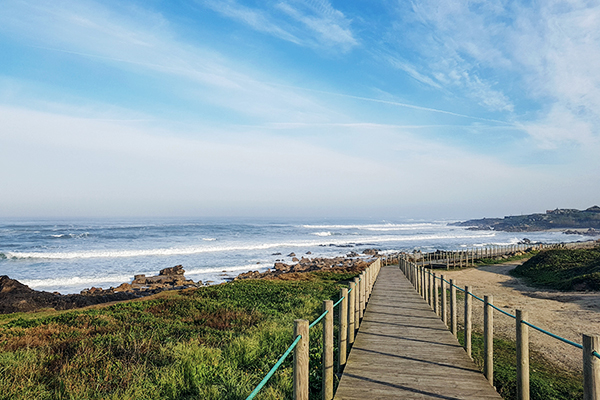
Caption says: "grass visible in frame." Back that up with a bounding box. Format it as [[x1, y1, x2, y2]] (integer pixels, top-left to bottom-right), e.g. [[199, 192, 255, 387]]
[[511, 248, 600, 291], [0, 271, 358, 400], [474, 251, 537, 266], [457, 330, 583, 400]]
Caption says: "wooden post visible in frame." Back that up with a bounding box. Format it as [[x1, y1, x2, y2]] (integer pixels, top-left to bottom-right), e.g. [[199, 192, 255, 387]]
[[441, 274, 447, 325], [359, 273, 365, 320], [353, 277, 360, 331], [583, 334, 600, 400], [347, 282, 355, 345], [424, 269, 429, 304], [516, 310, 530, 400], [339, 288, 348, 370], [433, 273, 439, 315], [429, 270, 434, 308], [322, 300, 333, 400], [294, 319, 309, 400], [484, 295, 494, 385], [450, 279, 457, 337], [366, 267, 371, 300], [464, 285, 472, 358]]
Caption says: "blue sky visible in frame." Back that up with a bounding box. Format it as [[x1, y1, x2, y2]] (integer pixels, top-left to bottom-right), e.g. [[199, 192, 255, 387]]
[[1, 0, 599, 219]]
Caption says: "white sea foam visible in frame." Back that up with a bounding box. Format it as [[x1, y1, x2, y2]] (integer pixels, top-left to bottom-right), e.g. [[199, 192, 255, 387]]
[[50, 232, 89, 239], [186, 264, 271, 275], [301, 223, 441, 231], [22, 275, 132, 289], [202, 238, 217, 241], [312, 231, 332, 236]]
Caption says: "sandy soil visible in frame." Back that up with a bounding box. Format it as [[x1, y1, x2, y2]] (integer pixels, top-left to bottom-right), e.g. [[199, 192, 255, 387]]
[[438, 261, 600, 372]]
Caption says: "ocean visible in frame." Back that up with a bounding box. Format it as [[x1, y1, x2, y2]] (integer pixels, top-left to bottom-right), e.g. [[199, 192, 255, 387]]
[[0, 217, 585, 294]]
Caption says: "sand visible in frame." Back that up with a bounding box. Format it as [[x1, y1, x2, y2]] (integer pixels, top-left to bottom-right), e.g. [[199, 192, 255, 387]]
[[437, 260, 600, 372]]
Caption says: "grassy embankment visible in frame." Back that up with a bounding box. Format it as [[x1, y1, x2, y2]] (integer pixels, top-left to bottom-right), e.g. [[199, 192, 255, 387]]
[[511, 247, 600, 291], [0, 271, 357, 400]]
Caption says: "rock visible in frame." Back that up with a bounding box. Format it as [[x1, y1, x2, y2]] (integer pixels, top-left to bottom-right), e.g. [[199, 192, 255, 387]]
[[306, 251, 312, 255], [274, 262, 291, 271], [114, 283, 133, 293], [292, 257, 299, 262], [272, 252, 282, 255], [363, 248, 379, 255], [159, 265, 184, 276], [347, 251, 359, 257], [234, 270, 262, 280], [288, 252, 296, 257]]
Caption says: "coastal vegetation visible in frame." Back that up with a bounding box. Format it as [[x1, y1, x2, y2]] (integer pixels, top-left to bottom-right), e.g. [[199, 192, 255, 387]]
[[453, 206, 600, 232], [0, 271, 356, 400], [474, 251, 537, 266], [511, 247, 600, 291]]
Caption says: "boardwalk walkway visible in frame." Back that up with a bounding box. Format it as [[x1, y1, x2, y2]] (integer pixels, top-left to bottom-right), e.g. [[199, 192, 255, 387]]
[[334, 266, 502, 400]]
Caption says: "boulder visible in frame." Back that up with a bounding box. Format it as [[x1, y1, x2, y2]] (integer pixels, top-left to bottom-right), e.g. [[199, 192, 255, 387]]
[[159, 265, 184, 276], [363, 248, 379, 255]]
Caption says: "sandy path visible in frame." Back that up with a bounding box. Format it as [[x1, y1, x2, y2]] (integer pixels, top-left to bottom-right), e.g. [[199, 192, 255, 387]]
[[436, 261, 600, 372]]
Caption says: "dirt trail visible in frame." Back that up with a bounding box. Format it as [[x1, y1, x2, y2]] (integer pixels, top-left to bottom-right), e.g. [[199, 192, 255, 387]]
[[438, 261, 600, 372]]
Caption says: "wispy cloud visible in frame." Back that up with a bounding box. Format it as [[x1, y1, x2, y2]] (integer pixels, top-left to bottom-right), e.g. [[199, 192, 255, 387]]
[[509, 1, 600, 146], [0, 0, 342, 123], [200, 0, 302, 44], [199, 0, 357, 51]]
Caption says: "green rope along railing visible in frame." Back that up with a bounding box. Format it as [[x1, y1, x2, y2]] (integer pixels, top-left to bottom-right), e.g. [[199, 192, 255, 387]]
[[245, 335, 302, 400], [431, 270, 600, 359], [245, 275, 365, 399], [309, 310, 328, 328], [522, 321, 584, 349]]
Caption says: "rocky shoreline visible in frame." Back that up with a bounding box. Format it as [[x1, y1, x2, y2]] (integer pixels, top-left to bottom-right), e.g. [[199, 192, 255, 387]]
[[0, 249, 381, 314]]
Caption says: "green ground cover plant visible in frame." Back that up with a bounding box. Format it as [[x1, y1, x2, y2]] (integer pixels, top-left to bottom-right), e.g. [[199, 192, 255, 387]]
[[0, 271, 356, 400], [511, 248, 600, 290]]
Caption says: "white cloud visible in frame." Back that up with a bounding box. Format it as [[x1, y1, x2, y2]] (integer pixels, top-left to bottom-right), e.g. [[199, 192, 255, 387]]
[[3, 104, 587, 218]]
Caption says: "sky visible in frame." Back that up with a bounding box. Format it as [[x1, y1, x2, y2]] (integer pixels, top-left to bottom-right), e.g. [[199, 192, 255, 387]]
[[1, 0, 599, 220]]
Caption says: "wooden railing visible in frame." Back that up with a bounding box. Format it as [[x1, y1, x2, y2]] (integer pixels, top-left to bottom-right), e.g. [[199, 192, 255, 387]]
[[246, 258, 382, 400], [392, 250, 600, 400]]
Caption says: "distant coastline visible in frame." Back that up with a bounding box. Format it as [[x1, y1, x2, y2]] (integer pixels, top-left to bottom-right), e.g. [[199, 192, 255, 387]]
[[452, 206, 600, 234]]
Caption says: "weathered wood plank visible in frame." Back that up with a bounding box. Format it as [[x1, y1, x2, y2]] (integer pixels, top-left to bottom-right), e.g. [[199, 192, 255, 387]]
[[334, 266, 502, 400]]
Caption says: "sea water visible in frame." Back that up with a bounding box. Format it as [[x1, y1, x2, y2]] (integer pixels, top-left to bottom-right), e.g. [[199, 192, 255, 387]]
[[0, 217, 587, 294]]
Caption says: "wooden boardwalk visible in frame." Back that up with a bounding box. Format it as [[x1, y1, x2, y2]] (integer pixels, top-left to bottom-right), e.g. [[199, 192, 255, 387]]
[[334, 266, 502, 400]]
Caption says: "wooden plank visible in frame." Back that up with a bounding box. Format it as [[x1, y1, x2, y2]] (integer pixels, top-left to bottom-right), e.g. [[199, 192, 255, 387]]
[[334, 266, 502, 400]]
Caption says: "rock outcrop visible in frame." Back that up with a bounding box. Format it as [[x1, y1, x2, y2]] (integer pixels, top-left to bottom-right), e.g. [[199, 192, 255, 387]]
[[1, 265, 203, 314], [0, 275, 139, 314], [234, 256, 373, 281]]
